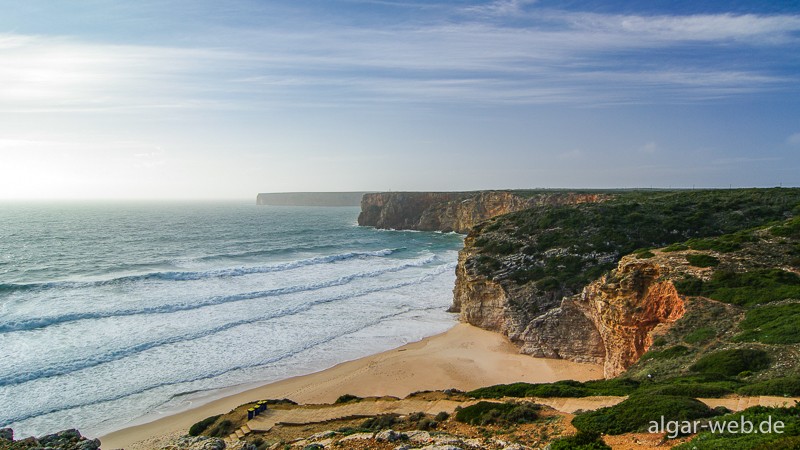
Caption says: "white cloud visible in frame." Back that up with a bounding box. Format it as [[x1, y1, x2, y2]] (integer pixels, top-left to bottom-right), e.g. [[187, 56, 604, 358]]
[[0, 11, 798, 112], [465, 0, 537, 16]]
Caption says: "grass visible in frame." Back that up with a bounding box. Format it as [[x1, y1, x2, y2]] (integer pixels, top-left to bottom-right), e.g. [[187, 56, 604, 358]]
[[572, 395, 717, 435], [640, 345, 691, 361], [454, 401, 540, 426], [334, 394, 361, 404], [684, 327, 716, 345], [734, 303, 800, 344], [675, 269, 800, 307], [690, 349, 771, 377]]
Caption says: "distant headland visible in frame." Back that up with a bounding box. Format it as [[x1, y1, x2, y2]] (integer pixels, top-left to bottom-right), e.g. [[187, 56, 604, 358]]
[[256, 192, 371, 207]]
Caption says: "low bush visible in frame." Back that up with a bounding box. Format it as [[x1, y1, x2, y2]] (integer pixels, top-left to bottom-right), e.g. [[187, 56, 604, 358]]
[[360, 414, 399, 431], [334, 394, 361, 404], [208, 419, 234, 438], [737, 377, 800, 397], [188, 414, 221, 436], [674, 403, 800, 449], [674, 270, 800, 306], [686, 254, 720, 268], [734, 303, 800, 344], [467, 379, 639, 399], [572, 395, 717, 435], [690, 349, 771, 377], [455, 401, 540, 426]]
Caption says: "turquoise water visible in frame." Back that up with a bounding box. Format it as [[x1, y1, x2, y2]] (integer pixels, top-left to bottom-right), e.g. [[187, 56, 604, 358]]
[[0, 202, 463, 437]]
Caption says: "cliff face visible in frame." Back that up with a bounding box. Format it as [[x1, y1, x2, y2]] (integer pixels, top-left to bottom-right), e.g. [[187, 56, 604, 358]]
[[359, 191, 608, 233], [516, 256, 686, 378], [454, 249, 686, 377]]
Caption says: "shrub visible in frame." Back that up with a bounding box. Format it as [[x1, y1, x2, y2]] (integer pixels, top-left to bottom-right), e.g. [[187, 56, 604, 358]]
[[691, 349, 771, 377], [360, 414, 399, 431], [548, 431, 611, 450], [208, 419, 234, 438], [674, 403, 800, 449], [188, 414, 221, 436], [686, 254, 720, 268], [674, 270, 800, 307], [334, 394, 361, 404], [434, 411, 450, 422], [640, 383, 733, 398], [737, 377, 800, 396], [734, 303, 800, 344], [572, 395, 716, 435], [455, 401, 539, 426]]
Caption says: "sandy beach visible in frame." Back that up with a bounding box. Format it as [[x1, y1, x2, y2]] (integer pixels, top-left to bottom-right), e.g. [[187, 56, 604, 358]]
[[100, 323, 603, 449]]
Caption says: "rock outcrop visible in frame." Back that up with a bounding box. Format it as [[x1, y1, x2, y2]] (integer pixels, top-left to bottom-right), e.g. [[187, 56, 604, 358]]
[[0, 428, 100, 450], [517, 256, 686, 378], [358, 191, 608, 233]]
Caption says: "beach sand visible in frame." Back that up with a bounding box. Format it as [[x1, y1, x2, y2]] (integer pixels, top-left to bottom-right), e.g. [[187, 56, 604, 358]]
[[100, 323, 603, 449]]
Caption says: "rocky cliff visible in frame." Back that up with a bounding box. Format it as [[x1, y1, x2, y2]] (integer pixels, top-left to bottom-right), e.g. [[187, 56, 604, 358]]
[[448, 189, 800, 379], [358, 191, 608, 233]]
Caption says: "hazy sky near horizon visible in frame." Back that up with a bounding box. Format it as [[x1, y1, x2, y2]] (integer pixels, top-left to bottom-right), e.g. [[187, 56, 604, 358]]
[[1, 0, 799, 199]]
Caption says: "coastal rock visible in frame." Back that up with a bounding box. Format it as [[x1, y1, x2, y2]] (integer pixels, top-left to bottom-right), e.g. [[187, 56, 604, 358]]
[[0, 428, 12, 441], [455, 250, 687, 378], [163, 435, 226, 450], [337, 432, 375, 442], [375, 429, 405, 442], [358, 191, 608, 233], [405, 430, 432, 443]]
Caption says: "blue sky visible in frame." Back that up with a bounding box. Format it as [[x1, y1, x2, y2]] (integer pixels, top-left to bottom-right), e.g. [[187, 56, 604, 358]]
[[1, 0, 799, 199]]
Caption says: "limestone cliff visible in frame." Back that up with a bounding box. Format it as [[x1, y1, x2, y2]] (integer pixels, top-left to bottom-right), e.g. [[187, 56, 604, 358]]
[[358, 191, 608, 233], [447, 189, 800, 379]]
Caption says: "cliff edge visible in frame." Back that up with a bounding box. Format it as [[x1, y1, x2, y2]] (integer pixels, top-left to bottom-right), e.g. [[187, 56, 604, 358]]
[[358, 190, 608, 233]]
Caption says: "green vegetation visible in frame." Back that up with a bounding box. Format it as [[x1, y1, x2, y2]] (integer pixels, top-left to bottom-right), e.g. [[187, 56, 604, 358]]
[[684, 327, 716, 344], [771, 216, 800, 239], [472, 188, 800, 290], [208, 419, 235, 438], [573, 395, 717, 435], [734, 303, 800, 344], [454, 401, 540, 426], [188, 415, 221, 436], [674, 403, 800, 449], [360, 414, 399, 431], [691, 349, 771, 377], [334, 394, 361, 404], [686, 254, 720, 267], [675, 270, 800, 307], [548, 431, 611, 450], [737, 377, 800, 397], [640, 345, 691, 361], [467, 379, 640, 399]]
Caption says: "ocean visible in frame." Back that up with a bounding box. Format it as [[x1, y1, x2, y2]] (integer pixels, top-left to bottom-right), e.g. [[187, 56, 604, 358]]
[[0, 202, 464, 438]]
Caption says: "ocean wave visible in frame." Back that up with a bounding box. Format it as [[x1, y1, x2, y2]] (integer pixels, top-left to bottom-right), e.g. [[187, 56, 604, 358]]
[[0, 248, 403, 294], [0, 262, 456, 387], [0, 302, 451, 427], [0, 254, 438, 334]]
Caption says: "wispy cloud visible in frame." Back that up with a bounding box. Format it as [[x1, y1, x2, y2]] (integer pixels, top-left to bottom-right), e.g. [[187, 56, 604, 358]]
[[1, 10, 798, 112], [464, 0, 537, 17], [788, 133, 800, 145]]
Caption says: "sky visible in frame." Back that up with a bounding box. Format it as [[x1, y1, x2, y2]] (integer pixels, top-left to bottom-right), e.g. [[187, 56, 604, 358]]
[[1, 0, 799, 200]]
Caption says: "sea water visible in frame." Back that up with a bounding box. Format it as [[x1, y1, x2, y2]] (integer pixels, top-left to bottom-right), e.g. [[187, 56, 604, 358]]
[[0, 202, 463, 438]]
